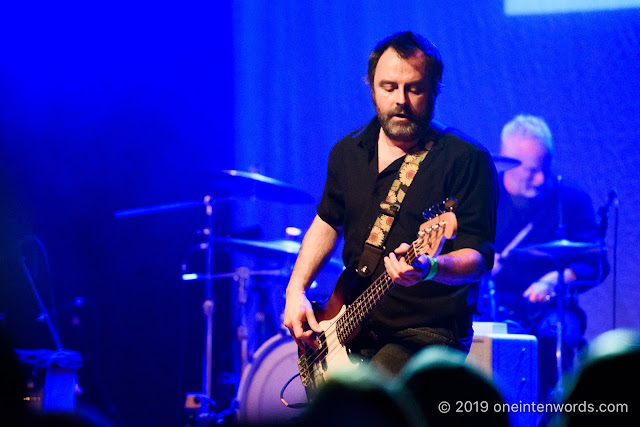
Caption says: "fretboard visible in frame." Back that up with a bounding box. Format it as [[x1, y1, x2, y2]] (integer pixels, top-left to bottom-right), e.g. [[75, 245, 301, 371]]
[[335, 243, 419, 344]]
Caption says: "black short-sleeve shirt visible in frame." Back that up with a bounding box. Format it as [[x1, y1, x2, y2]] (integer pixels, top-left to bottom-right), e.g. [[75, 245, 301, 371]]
[[317, 117, 498, 330]]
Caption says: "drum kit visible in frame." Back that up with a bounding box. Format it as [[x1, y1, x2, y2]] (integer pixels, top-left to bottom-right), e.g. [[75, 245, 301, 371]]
[[115, 170, 337, 424]]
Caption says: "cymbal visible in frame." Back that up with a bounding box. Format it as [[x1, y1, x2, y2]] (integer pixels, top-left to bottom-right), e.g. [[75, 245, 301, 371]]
[[114, 170, 314, 218], [510, 239, 601, 260], [207, 170, 315, 204], [115, 199, 204, 218], [213, 237, 344, 272], [492, 155, 521, 172]]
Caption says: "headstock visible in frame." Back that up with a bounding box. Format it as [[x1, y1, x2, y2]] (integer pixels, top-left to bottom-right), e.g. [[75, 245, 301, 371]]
[[422, 197, 458, 220], [414, 199, 458, 258]]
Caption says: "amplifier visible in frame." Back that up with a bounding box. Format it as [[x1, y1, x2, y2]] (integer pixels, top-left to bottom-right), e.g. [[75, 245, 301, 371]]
[[468, 325, 538, 427]]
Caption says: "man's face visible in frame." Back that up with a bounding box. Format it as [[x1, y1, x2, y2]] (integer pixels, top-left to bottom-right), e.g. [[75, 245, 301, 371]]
[[501, 135, 553, 199], [372, 48, 434, 142]]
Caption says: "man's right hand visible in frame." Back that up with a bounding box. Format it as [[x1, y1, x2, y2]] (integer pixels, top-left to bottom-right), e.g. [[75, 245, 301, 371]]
[[283, 289, 323, 349]]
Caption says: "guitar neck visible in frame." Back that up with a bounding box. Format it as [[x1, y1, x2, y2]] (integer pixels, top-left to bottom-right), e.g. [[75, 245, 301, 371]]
[[335, 243, 419, 343]]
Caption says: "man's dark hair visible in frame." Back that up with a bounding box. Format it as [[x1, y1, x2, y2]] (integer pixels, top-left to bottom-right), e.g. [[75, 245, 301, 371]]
[[367, 31, 443, 97]]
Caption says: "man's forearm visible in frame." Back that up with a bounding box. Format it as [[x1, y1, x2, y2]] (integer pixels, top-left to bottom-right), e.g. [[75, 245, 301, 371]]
[[286, 215, 341, 293], [432, 248, 487, 286]]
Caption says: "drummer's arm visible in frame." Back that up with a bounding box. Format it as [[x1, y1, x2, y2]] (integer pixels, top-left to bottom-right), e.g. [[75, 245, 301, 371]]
[[284, 215, 342, 346]]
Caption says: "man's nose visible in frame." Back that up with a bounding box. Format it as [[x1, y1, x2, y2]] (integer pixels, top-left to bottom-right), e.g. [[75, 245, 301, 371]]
[[394, 88, 408, 105], [532, 170, 546, 187]]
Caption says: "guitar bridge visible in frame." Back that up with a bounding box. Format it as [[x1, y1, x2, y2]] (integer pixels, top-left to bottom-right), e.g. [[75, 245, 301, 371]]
[[298, 355, 312, 387]]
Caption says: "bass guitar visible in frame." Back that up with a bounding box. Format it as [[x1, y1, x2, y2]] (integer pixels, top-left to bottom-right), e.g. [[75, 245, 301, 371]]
[[297, 200, 458, 396]]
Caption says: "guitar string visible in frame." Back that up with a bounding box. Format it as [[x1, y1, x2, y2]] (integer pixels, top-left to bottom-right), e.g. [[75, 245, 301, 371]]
[[300, 224, 446, 373]]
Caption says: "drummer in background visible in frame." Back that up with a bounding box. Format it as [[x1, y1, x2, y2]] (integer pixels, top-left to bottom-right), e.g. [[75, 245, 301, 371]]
[[487, 114, 609, 402]]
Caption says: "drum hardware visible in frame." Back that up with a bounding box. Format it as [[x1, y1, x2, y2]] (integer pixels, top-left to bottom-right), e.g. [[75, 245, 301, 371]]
[[512, 239, 600, 260], [181, 266, 288, 375], [206, 170, 315, 205], [211, 237, 344, 274], [485, 275, 497, 321], [114, 170, 314, 424], [491, 154, 521, 172], [114, 170, 315, 220], [597, 188, 618, 328]]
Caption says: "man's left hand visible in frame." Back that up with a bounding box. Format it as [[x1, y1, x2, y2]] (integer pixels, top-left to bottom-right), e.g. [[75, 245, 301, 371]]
[[384, 243, 428, 287]]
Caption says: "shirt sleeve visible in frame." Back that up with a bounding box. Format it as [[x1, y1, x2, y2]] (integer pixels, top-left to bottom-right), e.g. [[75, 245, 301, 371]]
[[442, 142, 498, 270], [316, 143, 345, 228]]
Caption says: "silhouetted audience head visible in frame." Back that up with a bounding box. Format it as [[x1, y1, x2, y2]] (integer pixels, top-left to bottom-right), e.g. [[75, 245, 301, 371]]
[[297, 362, 426, 427], [31, 411, 101, 427], [559, 328, 639, 426], [394, 345, 509, 427]]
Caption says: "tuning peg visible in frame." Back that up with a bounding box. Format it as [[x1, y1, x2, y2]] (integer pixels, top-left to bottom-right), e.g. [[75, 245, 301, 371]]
[[422, 198, 458, 220], [422, 206, 437, 220], [443, 198, 459, 212]]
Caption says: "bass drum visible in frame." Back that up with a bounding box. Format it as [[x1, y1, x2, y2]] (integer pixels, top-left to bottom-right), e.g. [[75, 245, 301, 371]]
[[532, 304, 587, 348], [236, 334, 308, 424]]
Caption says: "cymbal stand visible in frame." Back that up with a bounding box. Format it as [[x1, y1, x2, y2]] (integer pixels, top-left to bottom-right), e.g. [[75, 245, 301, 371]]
[[180, 195, 219, 424], [554, 264, 566, 398], [487, 276, 497, 321], [554, 175, 567, 397], [190, 194, 217, 423]]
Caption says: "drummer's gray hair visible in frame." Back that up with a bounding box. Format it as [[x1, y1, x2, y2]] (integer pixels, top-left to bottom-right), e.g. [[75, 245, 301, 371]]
[[501, 115, 554, 157]]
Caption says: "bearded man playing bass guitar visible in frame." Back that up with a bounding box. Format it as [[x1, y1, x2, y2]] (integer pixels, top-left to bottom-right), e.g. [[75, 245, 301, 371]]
[[283, 31, 498, 378]]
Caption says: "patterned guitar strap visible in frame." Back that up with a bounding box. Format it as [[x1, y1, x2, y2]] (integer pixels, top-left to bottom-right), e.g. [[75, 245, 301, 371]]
[[356, 142, 432, 277]]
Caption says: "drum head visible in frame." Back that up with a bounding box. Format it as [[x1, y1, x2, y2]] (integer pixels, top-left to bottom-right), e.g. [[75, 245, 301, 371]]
[[236, 334, 308, 424]]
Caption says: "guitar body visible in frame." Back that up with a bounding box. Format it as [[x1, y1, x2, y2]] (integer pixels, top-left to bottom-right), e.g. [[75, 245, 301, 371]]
[[312, 266, 369, 325], [298, 267, 367, 396]]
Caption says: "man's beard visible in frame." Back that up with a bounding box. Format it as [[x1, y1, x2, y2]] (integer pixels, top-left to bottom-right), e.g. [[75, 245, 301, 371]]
[[374, 99, 433, 142]]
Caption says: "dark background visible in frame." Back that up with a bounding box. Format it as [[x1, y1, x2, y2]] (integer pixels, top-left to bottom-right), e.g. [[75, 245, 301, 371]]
[[1, 1, 639, 425]]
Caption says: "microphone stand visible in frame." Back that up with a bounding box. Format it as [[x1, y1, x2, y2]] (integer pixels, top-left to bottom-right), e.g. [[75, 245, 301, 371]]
[[598, 189, 618, 328], [21, 251, 63, 351]]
